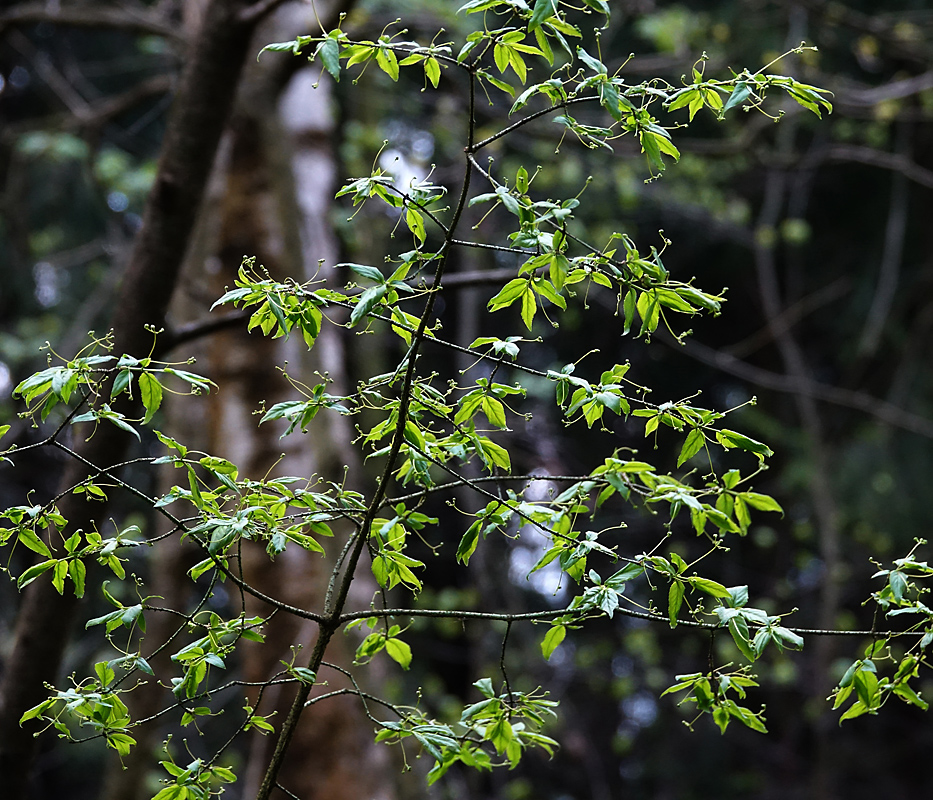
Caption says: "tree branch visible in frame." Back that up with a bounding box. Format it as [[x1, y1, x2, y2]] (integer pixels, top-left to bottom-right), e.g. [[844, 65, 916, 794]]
[[857, 123, 912, 357], [665, 335, 933, 439], [837, 70, 933, 107], [159, 310, 250, 354], [341, 605, 925, 640], [437, 267, 517, 288], [824, 143, 933, 190], [724, 276, 852, 360], [0, 3, 182, 41], [789, 0, 933, 64]]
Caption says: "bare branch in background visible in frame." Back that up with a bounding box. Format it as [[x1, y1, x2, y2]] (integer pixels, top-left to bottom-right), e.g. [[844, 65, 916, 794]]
[[159, 311, 250, 354], [857, 123, 912, 357], [824, 143, 933, 190], [793, 0, 933, 64], [836, 70, 933, 107], [0, 3, 182, 42], [725, 277, 852, 360], [667, 335, 933, 439]]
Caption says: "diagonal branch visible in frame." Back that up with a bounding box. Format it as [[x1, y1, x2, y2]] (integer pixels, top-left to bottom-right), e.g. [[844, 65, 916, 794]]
[[666, 335, 933, 439], [724, 277, 852, 360], [0, 3, 182, 41], [824, 143, 933, 190]]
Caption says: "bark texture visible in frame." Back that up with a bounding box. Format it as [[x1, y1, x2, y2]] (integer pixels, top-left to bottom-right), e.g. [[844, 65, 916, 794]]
[[101, 3, 390, 797], [0, 2, 261, 796]]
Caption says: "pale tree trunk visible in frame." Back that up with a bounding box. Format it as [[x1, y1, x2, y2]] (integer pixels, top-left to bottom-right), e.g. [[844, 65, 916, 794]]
[[237, 52, 393, 800]]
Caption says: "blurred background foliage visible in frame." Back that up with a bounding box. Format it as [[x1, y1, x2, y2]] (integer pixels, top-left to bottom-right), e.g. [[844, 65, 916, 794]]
[[2, 1, 932, 798]]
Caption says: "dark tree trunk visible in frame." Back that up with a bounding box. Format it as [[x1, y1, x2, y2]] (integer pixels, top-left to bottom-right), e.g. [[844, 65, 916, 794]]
[[0, 2, 260, 796]]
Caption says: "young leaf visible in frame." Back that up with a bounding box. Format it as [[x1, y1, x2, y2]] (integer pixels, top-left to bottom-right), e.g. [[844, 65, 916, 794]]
[[385, 637, 413, 669], [716, 430, 774, 461], [317, 35, 341, 81], [723, 81, 751, 113], [350, 285, 387, 327], [541, 624, 566, 660], [677, 428, 705, 467], [376, 46, 400, 81], [139, 372, 163, 424], [668, 580, 684, 627], [528, 0, 557, 31]]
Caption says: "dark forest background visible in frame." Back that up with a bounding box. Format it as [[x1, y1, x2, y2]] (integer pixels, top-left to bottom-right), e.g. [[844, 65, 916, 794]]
[[2, 1, 932, 798]]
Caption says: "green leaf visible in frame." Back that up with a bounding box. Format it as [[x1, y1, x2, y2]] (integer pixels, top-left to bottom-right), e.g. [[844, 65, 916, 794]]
[[107, 732, 137, 757], [422, 56, 441, 88], [515, 166, 529, 194], [893, 682, 929, 710], [716, 429, 773, 461], [727, 702, 768, 734], [478, 438, 511, 472], [689, 577, 731, 598], [69, 559, 86, 597], [728, 617, 756, 662], [713, 704, 730, 733], [541, 624, 566, 660], [494, 41, 510, 74], [889, 570, 908, 602], [152, 786, 186, 800], [581, 0, 611, 17], [636, 291, 660, 335], [19, 699, 54, 725], [668, 580, 684, 627], [853, 668, 879, 708], [726, 585, 749, 608], [385, 637, 412, 669], [481, 71, 516, 96], [772, 626, 804, 650], [482, 396, 507, 429], [740, 492, 783, 514], [528, 0, 556, 31], [103, 408, 141, 441], [520, 286, 536, 330], [406, 207, 426, 243], [17, 559, 57, 589], [139, 372, 163, 424], [488, 278, 528, 311], [18, 527, 52, 558], [112, 368, 132, 398], [723, 81, 751, 113], [376, 46, 400, 81], [456, 522, 481, 565], [342, 263, 385, 283], [534, 25, 554, 65], [317, 35, 341, 81], [212, 765, 237, 783], [259, 40, 303, 55], [667, 88, 698, 114], [576, 46, 606, 75], [372, 555, 389, 587], [839, 700, 869, 722], [350, 285, 387, 327], [622, 289, 636, 335], [677, 428, 705, 467], [599, 81, 631, 121]]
